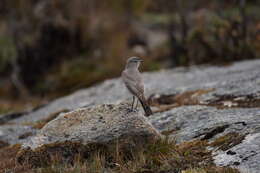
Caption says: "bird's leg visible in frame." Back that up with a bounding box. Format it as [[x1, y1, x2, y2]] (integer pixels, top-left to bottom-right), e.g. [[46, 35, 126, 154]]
[[135, 99, 139, 110], [131, 96, 135, 111]]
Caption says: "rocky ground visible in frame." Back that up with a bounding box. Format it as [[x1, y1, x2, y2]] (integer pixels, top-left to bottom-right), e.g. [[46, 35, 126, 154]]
[[0, 59, 260, 173]]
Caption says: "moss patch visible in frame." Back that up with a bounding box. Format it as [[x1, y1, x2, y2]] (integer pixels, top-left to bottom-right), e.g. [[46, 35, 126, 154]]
[[208, 94, 260, 109], [149, 89, 260, 112], [148, 89, 214, 113], [210, 132, 246, 151]]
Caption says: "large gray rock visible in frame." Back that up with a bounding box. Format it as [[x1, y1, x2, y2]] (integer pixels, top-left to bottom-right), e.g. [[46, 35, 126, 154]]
[[150, 106, 260, 142], [213, 133, 260, 173], [5, 59, 260, 124], [0, 124, 37, 145], [17, 102, 161, 167], [149, 106, 260, 173], [22, 102, 161, 150]]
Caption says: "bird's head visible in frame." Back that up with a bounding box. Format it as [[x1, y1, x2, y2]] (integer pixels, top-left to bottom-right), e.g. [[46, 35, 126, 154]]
[[126, 56, 143, 69]]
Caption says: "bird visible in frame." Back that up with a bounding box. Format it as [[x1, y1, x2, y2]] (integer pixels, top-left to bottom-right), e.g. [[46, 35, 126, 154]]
[[121, 57, 153, 116]]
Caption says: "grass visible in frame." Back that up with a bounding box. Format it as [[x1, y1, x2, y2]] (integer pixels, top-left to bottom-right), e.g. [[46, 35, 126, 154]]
[[0, 144, 33, 173], [182, 167, 240, 173], [0, 136, 241, 173]]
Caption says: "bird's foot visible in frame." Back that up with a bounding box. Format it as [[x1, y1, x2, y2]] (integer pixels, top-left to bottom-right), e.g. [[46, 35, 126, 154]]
[[126, 108, 138, 114]]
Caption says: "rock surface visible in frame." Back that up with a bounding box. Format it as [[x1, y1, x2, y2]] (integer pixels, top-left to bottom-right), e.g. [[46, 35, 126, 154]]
[[1, 59, 260, 172], [22, 102, 161, 150], [3, 59, 259, 124], [0, 124, 37, 145], [150, 106, 260, 142], [213, 133, 260, 173], [149, 106, 260, 173]]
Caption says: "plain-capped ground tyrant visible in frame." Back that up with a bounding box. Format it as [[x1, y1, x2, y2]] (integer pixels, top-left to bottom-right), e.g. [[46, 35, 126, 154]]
[[121, 57, 153, 116]]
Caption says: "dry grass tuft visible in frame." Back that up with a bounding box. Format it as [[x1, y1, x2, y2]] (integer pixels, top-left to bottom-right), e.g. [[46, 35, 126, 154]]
[[207, 95, 260, 109], [0, 144, 34, 173], [210, 132, 246, 151], [0, 140, 9, 149], [0, 137, 241, 173], [182, 167, 240, 173], [148, 89, 215, 113], [149, 90, 260, 113]]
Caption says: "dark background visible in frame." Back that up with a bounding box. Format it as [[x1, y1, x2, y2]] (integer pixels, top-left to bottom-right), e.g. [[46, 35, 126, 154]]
[[0, 0, 259, 113]]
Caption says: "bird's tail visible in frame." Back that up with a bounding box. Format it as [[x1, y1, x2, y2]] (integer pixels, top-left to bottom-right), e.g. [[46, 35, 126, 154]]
[[138, 95, 153, 116]]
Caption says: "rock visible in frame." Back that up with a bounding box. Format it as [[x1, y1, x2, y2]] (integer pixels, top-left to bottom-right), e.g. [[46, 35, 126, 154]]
[[17, 103, 161, 166], [149, 106, 260, 142], [23, 103, 161, 149], [213, 133, 260, 173], [0, 111, 27, 125], [6, 59, 260, 124], [0, 124, 37, 145], [149, 106, 260, 173]]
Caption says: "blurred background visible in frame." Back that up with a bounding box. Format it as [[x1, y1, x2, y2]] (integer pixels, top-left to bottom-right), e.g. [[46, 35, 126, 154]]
[[0, 0, 259, 113]]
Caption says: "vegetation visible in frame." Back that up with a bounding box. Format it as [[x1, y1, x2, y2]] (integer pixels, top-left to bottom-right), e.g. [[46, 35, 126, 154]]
[[1, 136, 241, 173], [0, 0, 259, 105], [0, 2, 257, 173], [209, 132, 246, 151]]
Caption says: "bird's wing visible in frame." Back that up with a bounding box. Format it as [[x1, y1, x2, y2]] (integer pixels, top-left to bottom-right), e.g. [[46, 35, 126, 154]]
[[121, 70, 144, 98]]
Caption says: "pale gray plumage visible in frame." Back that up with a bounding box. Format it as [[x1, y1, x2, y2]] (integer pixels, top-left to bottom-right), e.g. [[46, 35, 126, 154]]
[[121, 57, 153, 116]]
